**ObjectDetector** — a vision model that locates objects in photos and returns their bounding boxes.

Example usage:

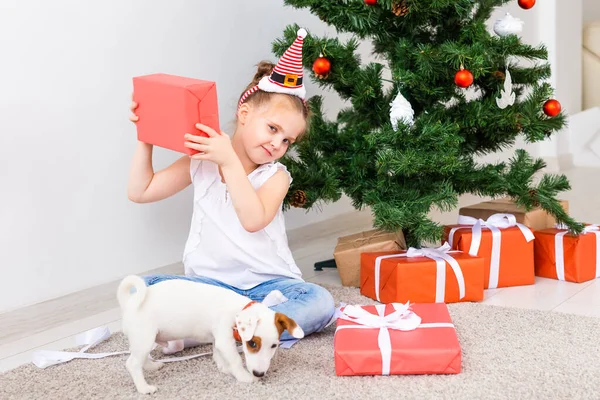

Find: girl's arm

[127,96,192,203]
[127,143,192,203]
[221,158,290,232]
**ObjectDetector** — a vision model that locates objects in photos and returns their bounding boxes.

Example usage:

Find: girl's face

[237,95,306,165]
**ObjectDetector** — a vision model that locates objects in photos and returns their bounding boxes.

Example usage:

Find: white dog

[117,275,304,394]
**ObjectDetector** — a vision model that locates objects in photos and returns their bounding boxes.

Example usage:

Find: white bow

[406,241,451,258]
[337,302,422,331]
[448,213,534,288]
[456,213,534,246]
[373,242,465,303]
[553,224,600,280]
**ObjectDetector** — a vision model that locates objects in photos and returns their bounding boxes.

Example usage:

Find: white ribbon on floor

[554,224,600,281]
[32,327,129,369]
[373,243,465,302]
[447,213,535,289]
[334,303,454,375]
[31,327,241,369]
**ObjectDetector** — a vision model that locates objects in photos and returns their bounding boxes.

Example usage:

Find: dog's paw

[216,362,229,374]
[144,361,164,372]
[213,355,229,374]
[233,370,256,383]
[137,384,157,395]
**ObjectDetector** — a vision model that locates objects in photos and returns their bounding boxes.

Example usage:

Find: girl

[127,29,335,351]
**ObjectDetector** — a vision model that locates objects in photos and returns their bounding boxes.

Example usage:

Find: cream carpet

[2,285,600,400]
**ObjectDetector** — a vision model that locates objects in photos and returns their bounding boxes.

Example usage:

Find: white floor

[1,166,599,374]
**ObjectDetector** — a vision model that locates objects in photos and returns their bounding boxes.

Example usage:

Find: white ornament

[493,13,524,37]
[496,68,516,109]
[297,28,308,39]
[390,90,414,130]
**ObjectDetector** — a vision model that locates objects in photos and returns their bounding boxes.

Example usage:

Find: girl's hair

[238,60,311,139]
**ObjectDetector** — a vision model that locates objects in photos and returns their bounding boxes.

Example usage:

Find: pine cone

[528,189,540,207]
[392,0,409,16]
[493,70,506,80]
[290,190,308,208]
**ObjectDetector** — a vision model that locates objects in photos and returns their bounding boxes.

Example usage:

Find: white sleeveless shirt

[182,159,303,289]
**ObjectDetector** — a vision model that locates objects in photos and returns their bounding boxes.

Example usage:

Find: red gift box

[534,224,600,283]
[444,213,535,289]
[132,73,220,155]
[360,246,484,304]
[334,302,461,376]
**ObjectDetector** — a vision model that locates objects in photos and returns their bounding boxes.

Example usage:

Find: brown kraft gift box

[458,198,569,231]
[333,229,406,287]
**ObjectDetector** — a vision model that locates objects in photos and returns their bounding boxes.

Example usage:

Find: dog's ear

[235,311,259,342]
[274,312,304,339]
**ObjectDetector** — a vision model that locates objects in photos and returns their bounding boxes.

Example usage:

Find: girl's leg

[142,274,240,292]
[245,279,336,341]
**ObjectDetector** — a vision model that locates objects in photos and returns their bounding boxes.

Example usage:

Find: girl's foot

[262,289,288,307]
[161,340,185,355]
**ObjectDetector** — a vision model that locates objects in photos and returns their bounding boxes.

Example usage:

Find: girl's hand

[185,123,238,167]
[129,93,139,123]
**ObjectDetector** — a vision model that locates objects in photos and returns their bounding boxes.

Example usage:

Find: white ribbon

[32,327,129,369]
[447,213,535,289]
[554,224,600,281]
[32,327,240,369]
[373,242,465,303]
[334,303,454,375]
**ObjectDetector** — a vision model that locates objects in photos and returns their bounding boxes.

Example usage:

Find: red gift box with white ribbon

[334,302,461,376]
[534,224,600,283]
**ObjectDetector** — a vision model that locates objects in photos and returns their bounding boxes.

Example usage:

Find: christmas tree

[275,0,583,247]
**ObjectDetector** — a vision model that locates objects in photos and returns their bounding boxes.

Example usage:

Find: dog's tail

[117,275,148,311]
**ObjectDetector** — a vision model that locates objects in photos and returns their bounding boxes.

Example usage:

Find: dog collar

[233,301,257,342]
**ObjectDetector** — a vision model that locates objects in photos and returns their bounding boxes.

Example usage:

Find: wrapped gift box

[459,198,569,231]
[132,73,220,155]
[333,229,406,287]
[443,214,535,289]
[534,225,600,283]
[360,247,484,304]
[334,302,461,376]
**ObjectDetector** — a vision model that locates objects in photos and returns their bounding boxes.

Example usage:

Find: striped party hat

[239,28,307,108]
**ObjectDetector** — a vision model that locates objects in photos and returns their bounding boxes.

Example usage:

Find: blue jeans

[142,274,336,341]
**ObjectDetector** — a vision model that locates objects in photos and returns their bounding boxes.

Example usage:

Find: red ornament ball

[454,69,474,88]
[364,0,377,5]
[518,0,536,9]
[312,56,331,76]
[543,99,561,117]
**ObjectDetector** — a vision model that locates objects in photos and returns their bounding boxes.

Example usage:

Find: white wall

[482,1,582,165]
[583,0,600,23]
[535,1,582,161]
[0,0,582,312]
[0,0,355,313]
